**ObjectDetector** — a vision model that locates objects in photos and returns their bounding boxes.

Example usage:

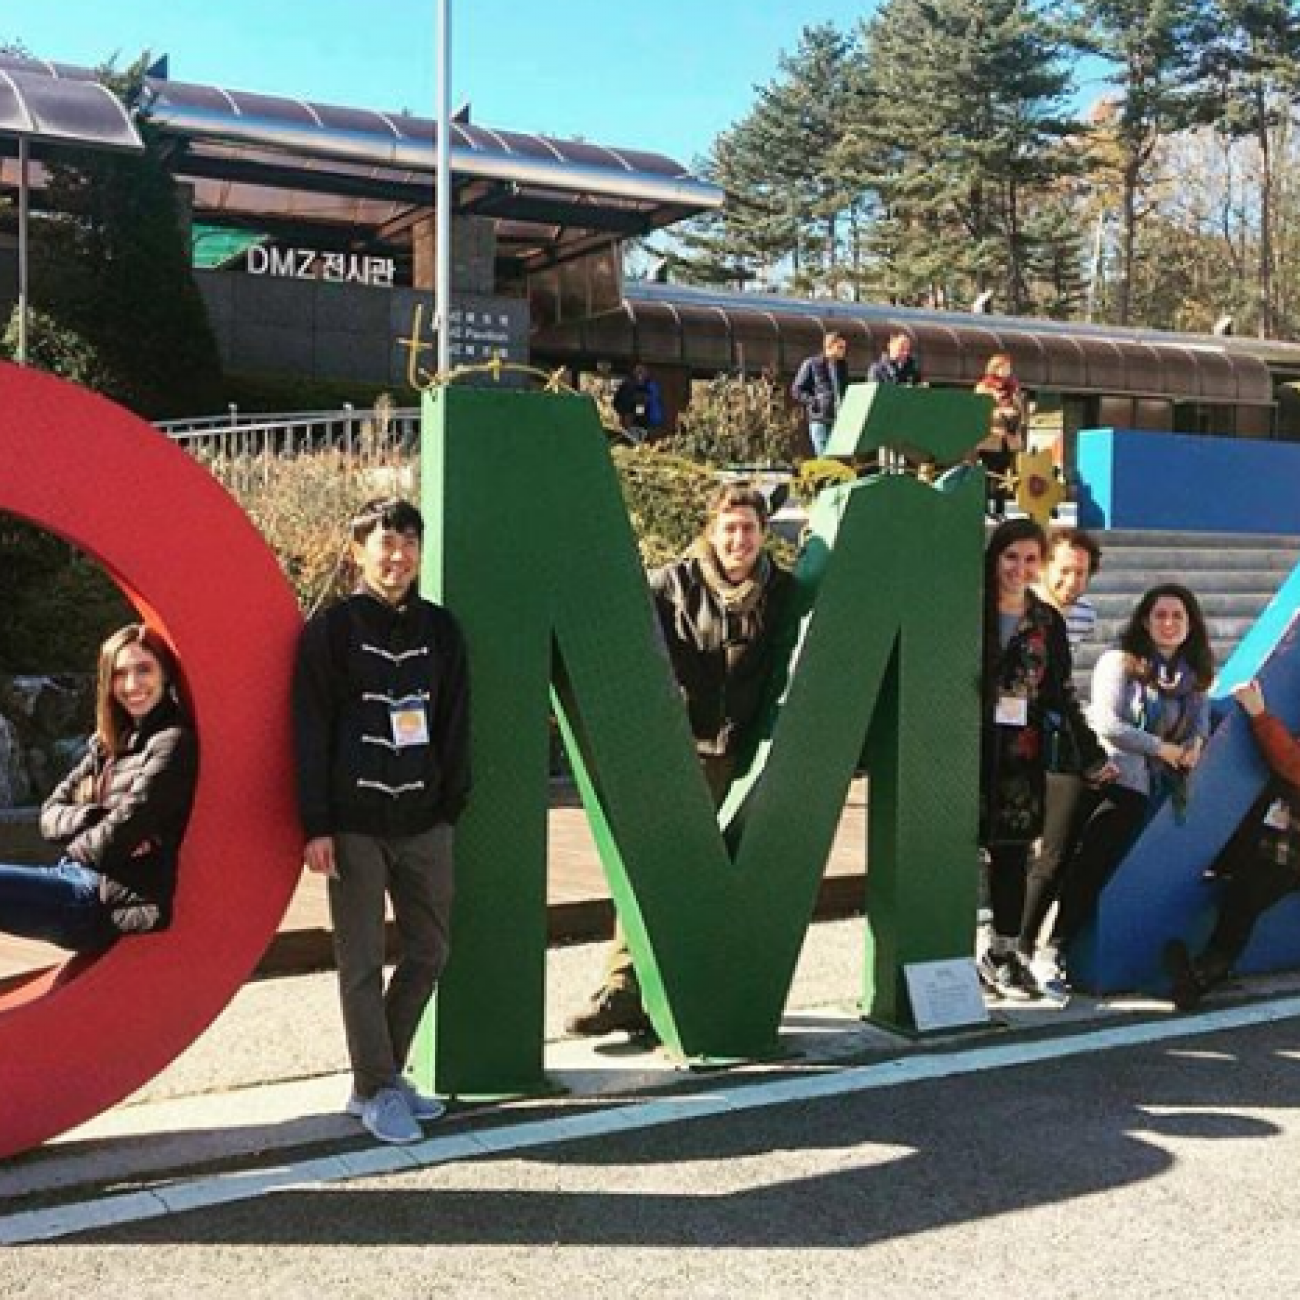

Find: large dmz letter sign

[417,384,990,1094]
[0,365,990,1153]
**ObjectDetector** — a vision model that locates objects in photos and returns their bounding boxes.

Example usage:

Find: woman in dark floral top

[978,519,1112,1001]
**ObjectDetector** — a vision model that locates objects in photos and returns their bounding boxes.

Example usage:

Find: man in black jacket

[867,331,922,386]
[791,331,850,457]
[565,483,791,1038]
[294,497,470,1145]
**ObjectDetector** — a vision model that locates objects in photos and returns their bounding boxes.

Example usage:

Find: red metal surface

[0,364,303,1158]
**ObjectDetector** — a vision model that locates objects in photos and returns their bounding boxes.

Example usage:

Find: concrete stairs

[1074,529,1300,687]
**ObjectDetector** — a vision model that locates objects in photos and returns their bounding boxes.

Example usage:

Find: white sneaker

[1031,955,1072,1007]
[356,1086,421,1144]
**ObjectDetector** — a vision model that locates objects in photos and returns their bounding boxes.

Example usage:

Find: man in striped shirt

[1021,527,1103,1003]
[1038,528,1102,651]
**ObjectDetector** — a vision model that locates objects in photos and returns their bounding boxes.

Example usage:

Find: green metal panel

[415,384,984,1095]
[828,381,991,462]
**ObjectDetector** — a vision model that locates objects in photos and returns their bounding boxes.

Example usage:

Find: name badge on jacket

[995,695,1029,728]
[391,704,430,748]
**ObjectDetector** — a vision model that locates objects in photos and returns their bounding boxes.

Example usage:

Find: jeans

[1052,785,1150,945]
[1202,854,1300,973]
[986,842,1031,939]
[603,753,733,993]
[0,858,115,951]
[1019,772,1093,955]
[809,421,832,458]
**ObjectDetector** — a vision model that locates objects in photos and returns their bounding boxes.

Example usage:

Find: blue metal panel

[1076,429,1300,534]
[1073,566,1300,992]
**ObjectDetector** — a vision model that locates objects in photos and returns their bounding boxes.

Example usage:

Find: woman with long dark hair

[0,624,198,950]
[979,519,1111,1000]
[1042,584,1213,980]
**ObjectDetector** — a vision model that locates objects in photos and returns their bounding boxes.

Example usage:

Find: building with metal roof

[4,50,1300,455]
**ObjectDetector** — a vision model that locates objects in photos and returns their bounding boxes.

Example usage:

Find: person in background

[973,353,1027,519]
[565,483,791,1038]
[978,519,1112,1001]
[791,332,851,458]
[0,624,197,952]
[1165,679,1300,1010]
[613,362,665,441]
[867,331,922,386]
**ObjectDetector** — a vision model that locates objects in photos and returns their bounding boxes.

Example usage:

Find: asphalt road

[6,1014,1300,1299]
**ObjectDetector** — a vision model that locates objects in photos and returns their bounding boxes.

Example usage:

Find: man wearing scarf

[565,483,792,1039]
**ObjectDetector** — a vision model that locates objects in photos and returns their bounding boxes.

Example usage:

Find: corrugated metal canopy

[0,54,720,254]
[0,67,142,153]
[534,284,1278,406]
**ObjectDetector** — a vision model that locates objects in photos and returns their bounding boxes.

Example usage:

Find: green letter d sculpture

[419,383,987,1096]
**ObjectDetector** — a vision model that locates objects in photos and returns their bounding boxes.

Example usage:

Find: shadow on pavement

[54,1018,1299,1248]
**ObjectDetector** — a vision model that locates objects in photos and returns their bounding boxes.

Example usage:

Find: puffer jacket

[40,698,198,934]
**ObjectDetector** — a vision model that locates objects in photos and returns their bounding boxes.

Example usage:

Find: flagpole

[435,0,453,377]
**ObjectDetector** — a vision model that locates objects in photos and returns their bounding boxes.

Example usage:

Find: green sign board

[416,384,988,1096]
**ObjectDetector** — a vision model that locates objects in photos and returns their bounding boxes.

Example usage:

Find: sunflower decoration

[1012,449,1067,526]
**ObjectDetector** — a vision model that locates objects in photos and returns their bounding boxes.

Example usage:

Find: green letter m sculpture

[418,384,988,1096]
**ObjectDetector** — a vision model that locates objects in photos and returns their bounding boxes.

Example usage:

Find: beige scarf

[688,537,772,615]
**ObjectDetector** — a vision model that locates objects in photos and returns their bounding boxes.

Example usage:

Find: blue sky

[2,0,872,166]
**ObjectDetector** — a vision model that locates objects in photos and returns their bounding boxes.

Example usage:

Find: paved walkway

[0,781,869,985]
[5,912,1299,1247]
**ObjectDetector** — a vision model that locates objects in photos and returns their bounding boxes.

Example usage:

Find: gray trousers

[603,753,732,992]
[329,825,455,1097]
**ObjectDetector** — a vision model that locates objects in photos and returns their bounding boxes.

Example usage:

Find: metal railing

[157,404,422,460]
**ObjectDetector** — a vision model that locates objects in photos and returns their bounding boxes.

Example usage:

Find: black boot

[564,985,652,1038]
[1163,940,1206,1011]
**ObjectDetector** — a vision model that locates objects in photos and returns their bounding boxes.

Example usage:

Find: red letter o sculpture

[0,364,303,1158]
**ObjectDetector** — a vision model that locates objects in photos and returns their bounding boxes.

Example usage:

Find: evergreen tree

[1068,0,1215,324]
[25,55,223,416]
[849,0,1080,313]
[1022,196,1090,317]
[673,24,862,294]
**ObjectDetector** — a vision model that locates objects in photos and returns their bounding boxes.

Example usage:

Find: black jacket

[791,354,850,424]
[294,589,471,840]
[651,556,792,757]
[40,699,198,934]
[979,592,1105,845]
[867,353,922,386]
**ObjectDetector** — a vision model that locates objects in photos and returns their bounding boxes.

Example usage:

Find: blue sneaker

[396,1076,447,1122]
[347,1079,446,1124]
[355,1086,421,1144]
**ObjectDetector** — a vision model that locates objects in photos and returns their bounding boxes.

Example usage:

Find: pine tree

[673,24,862,294]
[849,0,1080,312]
[1068,0,1215,324]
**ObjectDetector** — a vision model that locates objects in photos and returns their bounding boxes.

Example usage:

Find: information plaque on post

[903,958,990,1034]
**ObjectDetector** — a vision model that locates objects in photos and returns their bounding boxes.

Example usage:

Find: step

[1096,550,1300,574]
[1089,570,1284,595]
[1097,529,1300,550]
[1087,592,1278,619]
